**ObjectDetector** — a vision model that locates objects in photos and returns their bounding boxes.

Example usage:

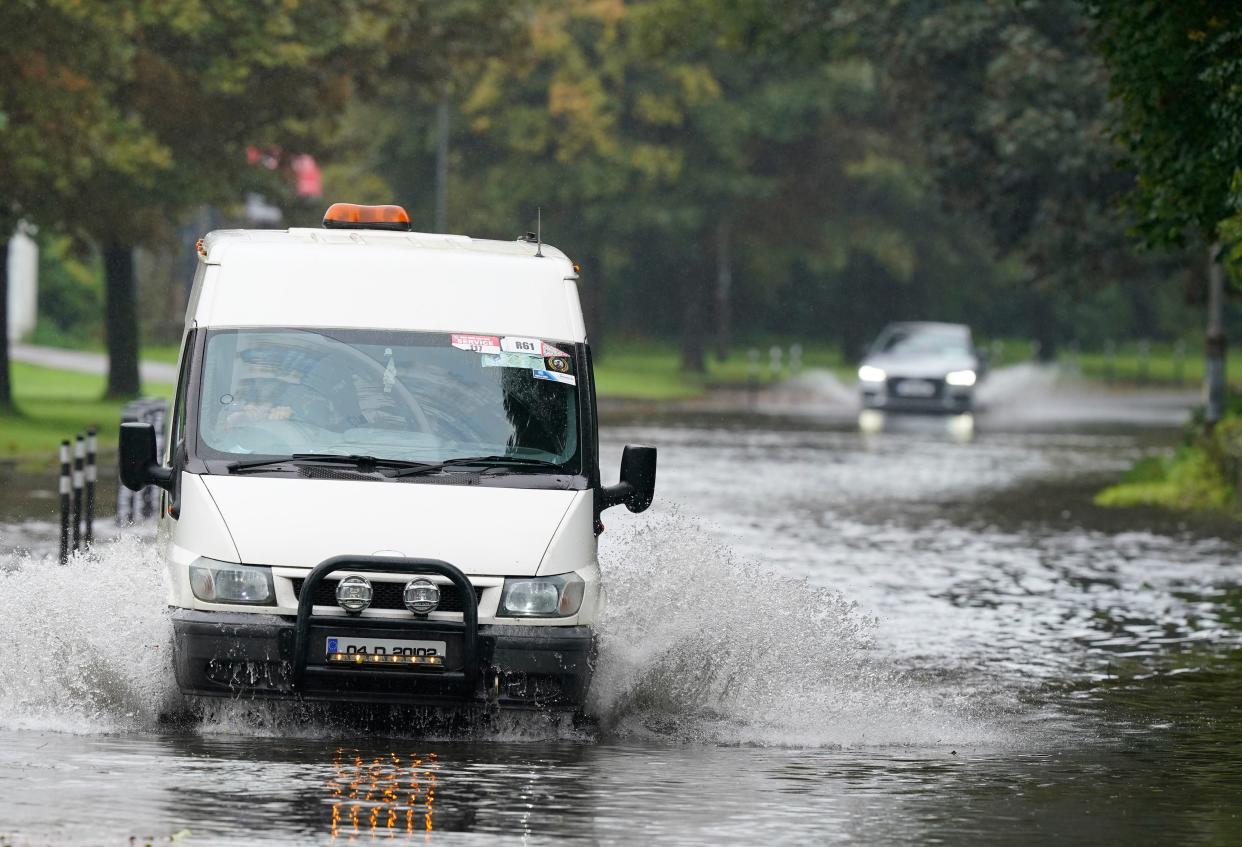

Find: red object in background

[292,154,322,198]
[245,146,321,197]
[246,145,281,170]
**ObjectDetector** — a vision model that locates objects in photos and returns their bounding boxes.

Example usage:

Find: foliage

[0,0,528,397]
[32,232,103,341]
[1096,447,1233,511]
[1085,1,1242,247]
[1096,414,1242,512]
[3,0,1232,388]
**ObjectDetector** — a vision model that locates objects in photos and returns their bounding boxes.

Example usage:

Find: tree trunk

[714,219,732,363]
[680,257,708,374]
[579,252,603,358]
[434,97,450,233]
[104,244,141,399]
[0,234,12,413]
[1205,241,1226,431]
[1031,291,1058,362]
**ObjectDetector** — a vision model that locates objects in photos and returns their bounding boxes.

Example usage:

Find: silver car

[858,322,984,414]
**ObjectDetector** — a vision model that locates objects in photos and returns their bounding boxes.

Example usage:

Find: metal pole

[58,441,70,564]
[747,348,759,408]
[85,428,97,545]
[1205,242,1226,430]
[71,434,84,551]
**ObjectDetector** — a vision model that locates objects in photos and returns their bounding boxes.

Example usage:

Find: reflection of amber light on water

[426,752,438,839]
[325,749,439,840]
[330,747,344,839]
[350,753,363,835]
[408,757,422,836]
[367,755,382,831]
[425,758,437,837]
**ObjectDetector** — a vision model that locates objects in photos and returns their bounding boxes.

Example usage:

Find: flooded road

[2,371,1241,844]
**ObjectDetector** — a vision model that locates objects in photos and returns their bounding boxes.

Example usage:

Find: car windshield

[196,328,580,470]
[874,326,970,357]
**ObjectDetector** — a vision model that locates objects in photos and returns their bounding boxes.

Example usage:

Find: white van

[119,203,656,713]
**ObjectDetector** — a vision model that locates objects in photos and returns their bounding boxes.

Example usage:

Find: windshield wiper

[227,453,440,474]
[390,455,566,478]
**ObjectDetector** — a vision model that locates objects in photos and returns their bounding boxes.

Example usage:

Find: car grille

[886,376,945,399]
[291,578,481,613]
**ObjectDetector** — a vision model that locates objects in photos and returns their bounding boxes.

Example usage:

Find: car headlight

[498,573,585,618]
[945,369,977,387]
[858,365,886,383]
[189,558,274,605]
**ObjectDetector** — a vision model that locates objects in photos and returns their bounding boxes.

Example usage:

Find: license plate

[325,636,446,667]
[894,379,936,397]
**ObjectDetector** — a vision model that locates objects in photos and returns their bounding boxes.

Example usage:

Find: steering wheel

[302,347,434,434]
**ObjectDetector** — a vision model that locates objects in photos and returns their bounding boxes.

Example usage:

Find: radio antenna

[536,207,544,257]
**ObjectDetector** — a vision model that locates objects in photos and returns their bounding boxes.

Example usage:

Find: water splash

[592,509,1012,747]
[0,534,180,733]
[0,520,1007,747]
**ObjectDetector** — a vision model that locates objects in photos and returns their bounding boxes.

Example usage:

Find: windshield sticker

[451,333,501,353]
[545,356,571,373]
[532,368,577,386]
[481,352,545,369]
[501,336,543,355]
[382,347,396,393]
[541,343,570,357]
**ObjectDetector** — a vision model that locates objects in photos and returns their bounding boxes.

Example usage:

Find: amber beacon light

[322,203,412,231]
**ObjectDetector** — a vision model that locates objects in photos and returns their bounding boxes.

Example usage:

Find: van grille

[291,578,481,613]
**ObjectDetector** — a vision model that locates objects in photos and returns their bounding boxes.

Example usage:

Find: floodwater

[2,367,1241,845]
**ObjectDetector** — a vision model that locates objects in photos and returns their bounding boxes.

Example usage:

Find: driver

[214,347,363,435]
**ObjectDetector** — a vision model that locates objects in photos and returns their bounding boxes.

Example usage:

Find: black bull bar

[292,555,479,694]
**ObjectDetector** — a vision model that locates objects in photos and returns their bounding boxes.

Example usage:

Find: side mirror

[601,445,657,513]
[119,422,174,492]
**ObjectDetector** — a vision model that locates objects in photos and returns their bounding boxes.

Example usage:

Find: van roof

[192,228,586,342]
[201,227,573,263]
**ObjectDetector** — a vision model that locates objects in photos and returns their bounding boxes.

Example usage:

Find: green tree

[0,0,136,411]
[443,0,985,370]
[1085,1,1242,247]
[1085,1,1242,424]
[3,0,526,402]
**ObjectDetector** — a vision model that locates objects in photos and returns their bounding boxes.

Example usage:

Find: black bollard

[85,428,97,545]
[58,440,71,564]
[72,434,85,551]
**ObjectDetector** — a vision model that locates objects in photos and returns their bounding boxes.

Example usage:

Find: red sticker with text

[451,334,501,354]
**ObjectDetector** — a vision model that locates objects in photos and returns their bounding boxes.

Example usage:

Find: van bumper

[171,609,595,710]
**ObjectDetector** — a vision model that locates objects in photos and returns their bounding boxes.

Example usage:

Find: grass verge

[1,363,173,463]
[1096,415,1242,513]
[593,341,851,400]
[1066,342,1242,388]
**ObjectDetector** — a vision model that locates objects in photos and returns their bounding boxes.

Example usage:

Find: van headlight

[189,558,275,605]
[498,573,585,618]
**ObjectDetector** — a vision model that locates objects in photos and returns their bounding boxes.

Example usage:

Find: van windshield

[196,328,580,471]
